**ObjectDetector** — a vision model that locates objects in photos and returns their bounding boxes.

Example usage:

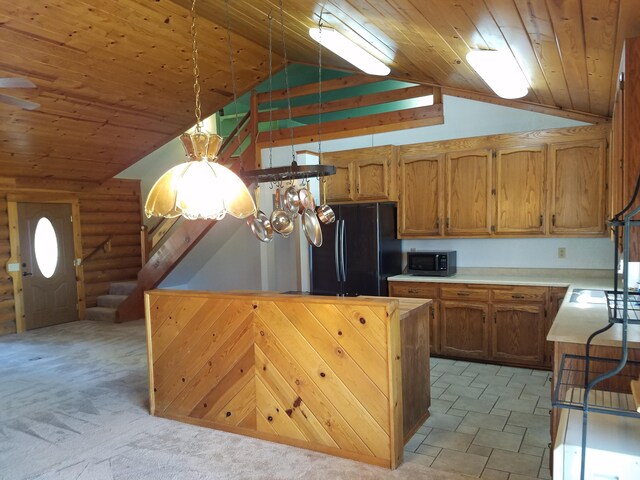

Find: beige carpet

[0,320,466,480]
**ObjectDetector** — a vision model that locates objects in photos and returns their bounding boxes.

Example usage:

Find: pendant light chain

[190,0,202,132]
[278,0,296,164]
[317,9,324,159]
[225,0,242,156]
[268,11,274,170]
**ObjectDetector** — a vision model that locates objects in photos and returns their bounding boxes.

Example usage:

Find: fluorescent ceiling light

[466,50,529,99]
[309,27,390,76]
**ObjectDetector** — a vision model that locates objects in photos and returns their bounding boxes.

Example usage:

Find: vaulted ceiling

[2,0,640,186]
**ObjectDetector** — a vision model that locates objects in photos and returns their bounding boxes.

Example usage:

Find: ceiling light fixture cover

[466,49,529,99]
[309,27,390,76]
[144,131,255,220]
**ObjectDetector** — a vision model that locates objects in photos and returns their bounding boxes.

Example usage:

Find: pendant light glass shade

[144,131,256,220]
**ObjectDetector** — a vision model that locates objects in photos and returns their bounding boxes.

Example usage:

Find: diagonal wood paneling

[146,291,403,469]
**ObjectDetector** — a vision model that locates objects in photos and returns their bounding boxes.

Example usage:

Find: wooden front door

[18,202,78,330]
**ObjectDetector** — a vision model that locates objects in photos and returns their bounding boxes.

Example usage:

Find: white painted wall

[402,237,613,270]
[118,94,612,295]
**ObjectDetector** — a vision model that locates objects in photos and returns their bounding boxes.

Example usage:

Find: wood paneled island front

[144,291,431,469]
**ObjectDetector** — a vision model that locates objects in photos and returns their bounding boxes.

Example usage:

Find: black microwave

[407,251,457,277]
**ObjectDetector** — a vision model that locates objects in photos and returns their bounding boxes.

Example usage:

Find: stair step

[97,294,128,308]
[85,306,117,322]
[109,281,138,295]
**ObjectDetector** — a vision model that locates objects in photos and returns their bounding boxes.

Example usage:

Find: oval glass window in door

[34,217,59,278]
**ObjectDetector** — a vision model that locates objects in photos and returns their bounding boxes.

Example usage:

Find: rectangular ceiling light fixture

[466,49,529,99]
[309,27,390,76]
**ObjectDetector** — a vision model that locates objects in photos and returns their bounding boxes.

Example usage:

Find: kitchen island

[144,290,431,469]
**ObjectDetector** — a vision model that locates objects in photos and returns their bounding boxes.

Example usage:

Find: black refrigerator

[310,202,402,297]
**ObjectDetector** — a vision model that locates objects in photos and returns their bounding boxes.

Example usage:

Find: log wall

[0,178,142,335]
[146,291,404,469]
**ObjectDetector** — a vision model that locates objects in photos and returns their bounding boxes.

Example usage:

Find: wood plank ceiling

[1,0,640,185]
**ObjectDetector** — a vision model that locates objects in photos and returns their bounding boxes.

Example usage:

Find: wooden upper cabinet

[549,139,606,235]
[324,163,352,202]
[494,146,546,235]
[445,149,492,236]
[321,146,396,204]
[398,154,443,237]
[353,157,391,201]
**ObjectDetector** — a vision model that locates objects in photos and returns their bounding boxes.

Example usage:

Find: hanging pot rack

[241,162,335,185]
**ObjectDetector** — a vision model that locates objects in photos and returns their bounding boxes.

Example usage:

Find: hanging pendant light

[144,0,255,220]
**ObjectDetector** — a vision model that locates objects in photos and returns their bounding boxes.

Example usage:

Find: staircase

[85,281,137,322]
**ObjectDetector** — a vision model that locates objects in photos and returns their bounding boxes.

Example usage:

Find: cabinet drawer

[389,282,438,298]
[492,286,547,303]
[440,285,490,301]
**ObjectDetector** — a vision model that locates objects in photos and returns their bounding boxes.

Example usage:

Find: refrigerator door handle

[334,220,341,282]
[338,220,345,282]
[341,220,347,282]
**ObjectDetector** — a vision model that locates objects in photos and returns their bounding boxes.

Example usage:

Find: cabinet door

[398,155,443,237]
[322,163,352,203]
[495,146,546,235]
[492,303,546,365]
[445,149,492,236]
[549,140,606,235]
[440,301,489,359]
[354,158,390,201]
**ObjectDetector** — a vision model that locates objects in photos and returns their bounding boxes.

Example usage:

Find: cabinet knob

[552,214,556,226]
[435,218,440,229]
[539,215,544,227]
[512,294,525,299]
[457,291,470,297]
[408,288,419,294]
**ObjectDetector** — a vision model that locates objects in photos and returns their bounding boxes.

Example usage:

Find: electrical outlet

[558,247,566,259]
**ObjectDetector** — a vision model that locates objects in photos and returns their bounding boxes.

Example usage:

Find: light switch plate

[7,263,20,272]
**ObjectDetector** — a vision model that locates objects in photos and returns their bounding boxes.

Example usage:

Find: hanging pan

[302,209,322,247]
[247,186,273,243]
[270,188,294,237]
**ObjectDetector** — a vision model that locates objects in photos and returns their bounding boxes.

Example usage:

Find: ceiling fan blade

[0,77,36,88]
[0,93,40,110]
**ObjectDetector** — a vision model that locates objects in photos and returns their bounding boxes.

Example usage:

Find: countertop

[389,268,640,348]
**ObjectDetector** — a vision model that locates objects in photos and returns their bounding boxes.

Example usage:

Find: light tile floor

[405,357,552,479]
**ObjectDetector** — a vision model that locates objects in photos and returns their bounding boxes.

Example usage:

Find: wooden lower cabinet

[492,303,546,365]
[440,301,489,359]
[389,281,560,368]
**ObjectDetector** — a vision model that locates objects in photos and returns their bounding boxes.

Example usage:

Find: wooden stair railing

[140,217,180,264]
[116,218,218,321]
[82,236,111,264]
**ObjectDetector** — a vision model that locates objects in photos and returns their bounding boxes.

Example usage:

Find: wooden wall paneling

[623,36,640,260]
[146,292,406,468]
[77,179,142,309]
